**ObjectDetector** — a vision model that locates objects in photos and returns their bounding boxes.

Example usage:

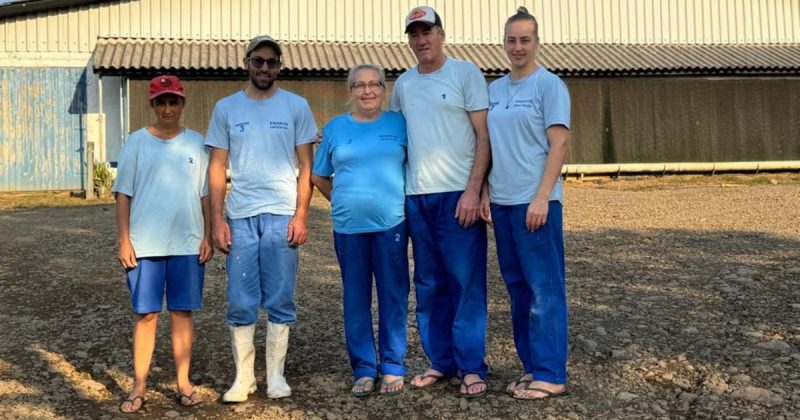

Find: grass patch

[0,192,115,210]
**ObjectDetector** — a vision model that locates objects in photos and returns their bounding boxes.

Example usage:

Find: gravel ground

[0,176,798,419]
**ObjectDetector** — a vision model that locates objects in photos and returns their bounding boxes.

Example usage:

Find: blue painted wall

[0,67,86,191]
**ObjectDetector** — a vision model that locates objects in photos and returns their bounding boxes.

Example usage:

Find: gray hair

[347,64,386,90]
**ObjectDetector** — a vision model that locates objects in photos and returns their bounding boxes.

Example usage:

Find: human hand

[455,189,481,228]
[199,236,214,263]
[287,216,308,246]
[526,197,549,231]
[213,218,232,254]
[479,191,492,225]
[118,239,138,269]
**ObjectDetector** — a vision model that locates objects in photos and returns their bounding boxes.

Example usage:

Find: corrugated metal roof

[92,37,800,77]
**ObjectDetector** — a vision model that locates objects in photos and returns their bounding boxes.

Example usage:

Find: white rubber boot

[222,325,257,403]
[265,322,291,398]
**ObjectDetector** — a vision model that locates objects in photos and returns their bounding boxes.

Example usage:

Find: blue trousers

[226,213,298,326]
[491,201,568,384]
[406,191,488,379]
[334,221,410,379]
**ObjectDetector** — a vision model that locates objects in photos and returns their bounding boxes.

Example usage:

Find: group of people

[113,6,570,413]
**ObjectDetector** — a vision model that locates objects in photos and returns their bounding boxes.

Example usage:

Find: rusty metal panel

[129,78,376,139]
[563,78,604,164]
[91,37,800,78]
[606,77,800,163]
[0,67,85,191]
[127,76,800,165]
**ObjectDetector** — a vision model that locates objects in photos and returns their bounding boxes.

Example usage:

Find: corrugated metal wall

[128,78,389,150]
[0,68,85,191]
[2,0,799,62]
[128,77,800,165]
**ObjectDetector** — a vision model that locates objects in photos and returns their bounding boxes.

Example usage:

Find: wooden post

[86,141,96,200]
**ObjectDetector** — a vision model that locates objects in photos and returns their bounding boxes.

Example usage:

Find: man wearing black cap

[205,35,317,402]
[390,6,491,398]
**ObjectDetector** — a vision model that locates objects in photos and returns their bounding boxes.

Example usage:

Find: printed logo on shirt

[234,122,249,132]
[188,157,195,164]
[379,134,398,142]
[488,101,499,111]
[441,93,446,100]
[270,121,289,130]
[512,99,533,109]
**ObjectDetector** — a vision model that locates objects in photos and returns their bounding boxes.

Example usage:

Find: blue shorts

[125,255,205,314]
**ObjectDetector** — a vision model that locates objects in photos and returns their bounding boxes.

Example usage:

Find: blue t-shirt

[487,67,570,205]
[312,111,407,234]
[389,57,489,195]
[204,89,318,219]
[112,127,209,258]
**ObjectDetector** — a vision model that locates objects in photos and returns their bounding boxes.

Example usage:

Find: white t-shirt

[390,57,489,195]
[204,89,317,219]
[112,128,209,257]
[487,67,571,205]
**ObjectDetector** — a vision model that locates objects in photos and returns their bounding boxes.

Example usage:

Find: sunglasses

[247,56,281,69]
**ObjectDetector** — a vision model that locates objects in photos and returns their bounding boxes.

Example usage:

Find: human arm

[198,196,214,263]
[115,193,137,268]
[455,109,490,228]
[526,125,569,231]
[479,179,492,224]
[288,143,314,246]
[311,175,332,202]
[208,147,232,253]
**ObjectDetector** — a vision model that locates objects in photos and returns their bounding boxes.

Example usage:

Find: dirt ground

[0,175,798,419]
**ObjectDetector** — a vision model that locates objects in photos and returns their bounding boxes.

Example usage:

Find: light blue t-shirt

[487,67,570,205]
[204,89,318,219]
[112,127,209,258]
[313,111,407,234]
[389,57,489,195]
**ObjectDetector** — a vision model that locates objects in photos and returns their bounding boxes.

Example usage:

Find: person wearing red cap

[113,75,212,413]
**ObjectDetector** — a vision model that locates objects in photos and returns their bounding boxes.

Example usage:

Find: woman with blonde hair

[481,7,571,400]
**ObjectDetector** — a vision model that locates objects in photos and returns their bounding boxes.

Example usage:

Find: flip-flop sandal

[513,385,569,401]
[379,376,404,396]
[459,377,487,399]
[352,377,375,398]
[412,371,449,389]
[506,375,533,395]
[176,389,204,407]
[119,395,146,413]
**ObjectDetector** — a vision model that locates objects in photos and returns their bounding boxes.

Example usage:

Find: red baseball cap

[149,75,186,100]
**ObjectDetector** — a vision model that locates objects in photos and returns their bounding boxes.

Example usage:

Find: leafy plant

[93,163,114,197]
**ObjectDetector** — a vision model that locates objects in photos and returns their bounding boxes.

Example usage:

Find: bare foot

[410,369,446,388]
[506,373,533,395]
[379,375,404,394]
[119,393,145,413]
[459,373,487,397]
[513,380,567,400]
[351,376,374,397]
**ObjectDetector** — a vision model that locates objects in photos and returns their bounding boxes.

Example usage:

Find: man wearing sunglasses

[205,35,317,402]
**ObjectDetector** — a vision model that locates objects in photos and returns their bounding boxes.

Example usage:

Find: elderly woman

[311,64,409,397]
[481,7,571,400]
[113,75,213,412]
